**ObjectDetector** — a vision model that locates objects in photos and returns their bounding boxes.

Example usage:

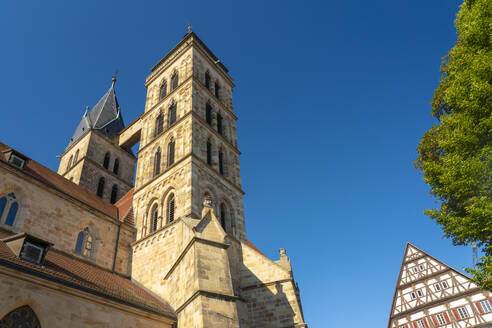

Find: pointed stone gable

[388,243,482,327]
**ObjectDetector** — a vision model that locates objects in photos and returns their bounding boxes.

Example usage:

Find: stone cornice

[133,152,244,196]
[175,289,240,314]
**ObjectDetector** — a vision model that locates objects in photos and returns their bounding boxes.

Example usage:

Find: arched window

[67,155,73,171]
[167,194,175,223]
[220,203,227,231]
[217,113,223,135]
[154,148,161,176]
[74,149,79,164]
[0,305,41,328]
[205,102,212,125]
[159,80,167,100]
[215,81,220,99]
[74,227,94,257]
[219,150,224,175]
[113,158,120,175]
[103,153,110,169]
[205,71,211,89]
[0,197,6,219]
[110,185,118,204]
[0,193,19,227]
[171,72,178,91]
[96,177,105,198]
[155,112,164,136]
[167,138,175,167]
[168,103,177,127]
[206,140,212,166]
[151,204,158,232]
[5,202,18,226]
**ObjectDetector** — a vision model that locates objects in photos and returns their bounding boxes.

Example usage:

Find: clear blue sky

[0,0,470,327]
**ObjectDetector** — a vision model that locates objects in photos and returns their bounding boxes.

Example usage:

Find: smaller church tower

[57,77,136,204]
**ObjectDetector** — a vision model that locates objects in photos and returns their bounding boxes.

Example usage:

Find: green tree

[415,0,492,289]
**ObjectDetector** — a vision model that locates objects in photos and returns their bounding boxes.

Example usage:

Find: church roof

[67,79,125,149]
[0,229,175,319]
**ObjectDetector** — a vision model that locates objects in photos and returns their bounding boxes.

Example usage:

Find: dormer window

[8,153,26,170]
[21,242,45,264]
[1,233,52,265]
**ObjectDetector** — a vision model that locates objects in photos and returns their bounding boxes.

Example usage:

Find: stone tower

[119,30,307,328]
[58,78,136,204]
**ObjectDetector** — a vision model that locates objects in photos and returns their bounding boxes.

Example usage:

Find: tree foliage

[415,0,492,288]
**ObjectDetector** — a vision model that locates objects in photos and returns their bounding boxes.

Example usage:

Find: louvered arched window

[206,140,212,166]
[110,185,118,204]
[154,148,161,176]
[168,103,177,127]
[74,149,79,164]
[151,204,158,232]
[113,158,120,175]
[67,155,73,171]
[205,71,211,90]
[96,178,105,198]
[220,203,227,231]
[215,81,220,99]
[103,153,110,169]
[217,113,223,135]
[171,72,178,91]
[167,194,175,223]
[206,103,212,125]
[219,150,224,175]
[167,138,175,167]
[159,80,167,100]
[155,112,164,136]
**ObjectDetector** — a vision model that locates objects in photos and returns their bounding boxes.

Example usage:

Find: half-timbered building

[388,243,492,328]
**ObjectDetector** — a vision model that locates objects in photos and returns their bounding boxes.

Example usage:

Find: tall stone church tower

[64,30,307,327]
[58,78,136,204]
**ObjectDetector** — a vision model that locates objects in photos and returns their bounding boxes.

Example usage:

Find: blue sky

[0,0,470,326]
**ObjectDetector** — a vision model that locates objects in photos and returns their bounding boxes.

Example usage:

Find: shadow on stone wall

[229,241,302,328]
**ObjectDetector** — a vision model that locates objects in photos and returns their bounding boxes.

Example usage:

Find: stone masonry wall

[0,165,134,275]
[0,271,172,328]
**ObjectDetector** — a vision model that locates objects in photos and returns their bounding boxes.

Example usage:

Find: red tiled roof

[0,230,175,319]
[246,239,265,256]
[0,142,135,225]
[115,188,134,225]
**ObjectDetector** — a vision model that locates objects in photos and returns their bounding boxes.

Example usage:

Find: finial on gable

[188,24,192,33]
[83,106,89,117]
[112,67,119,86]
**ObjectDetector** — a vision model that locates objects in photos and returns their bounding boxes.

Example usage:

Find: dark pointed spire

[66,78,125,149]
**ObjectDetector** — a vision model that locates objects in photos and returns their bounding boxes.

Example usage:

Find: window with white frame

[413,267,419,274]
[480,300,492,313]
[457,307,469,319]
[441,281,449,289]
[416,319,425,328]
[436,313,446,325]
[434,283,441,291]
[419,264,425,271]
[416,290,423,297]
[411,292,417,300]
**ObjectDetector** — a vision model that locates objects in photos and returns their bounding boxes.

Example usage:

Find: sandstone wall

[0,270,172,328]
[0,165,134,276]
